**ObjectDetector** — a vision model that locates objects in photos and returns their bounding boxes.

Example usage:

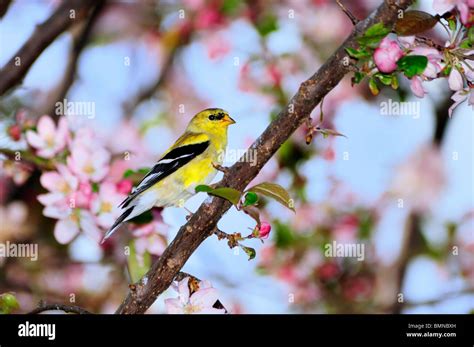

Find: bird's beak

[223,114,236,125]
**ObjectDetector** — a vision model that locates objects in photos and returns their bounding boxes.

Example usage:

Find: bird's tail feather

[101,207,134,243]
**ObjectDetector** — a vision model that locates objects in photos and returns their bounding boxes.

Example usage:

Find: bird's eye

[208,115,216,121]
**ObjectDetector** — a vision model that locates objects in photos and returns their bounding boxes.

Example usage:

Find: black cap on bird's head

[187,108,236,132]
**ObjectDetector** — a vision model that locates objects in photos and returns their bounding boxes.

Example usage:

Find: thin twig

[0,0,97,96]
[336,0,359,25]
[42,0,106,119]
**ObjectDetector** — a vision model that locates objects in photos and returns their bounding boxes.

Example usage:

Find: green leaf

[247,182,295,212]
[357,23,391,48]
[242,205,261,225]
[256,13,278,37]
[274,221,295,248]
[394,10,438,36]
[397,55,428,78]
[127,240,151,283]
[368,78,379,95]
[123,167,150,178]
[195,184,213,193]
[241,245,256,260]
[208,187,241,205]
[448,18,456,32]
[316,128,347,139]
[243,191,259,206]
[345,47,371,59]
[129,210,153,225]
[352,71,365,85]
[91,182,99,193]
[391,75,399,89]
[468,27,474,44]
[460,39,472,49]
[0,293,20,314]
[221,0,241,15]
[375,73,393,86]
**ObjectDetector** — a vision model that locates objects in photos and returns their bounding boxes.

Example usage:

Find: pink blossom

[267,64,282,87]
[116,179,133,194]
[37,165,78,209]
[54,209,102,244]
[183,0,205,10]
[449,87,474,116]
[165,277,225,314]
[0,161,31,185]
[67,143,110,182]
[333,215,358,242]
[91,182,125,229]
[194,7,223,30]
[448,68,464,91]
[254,221,272,239]
[205,33,231,60]
[317,262,340,281]
[26,115,68,158]
[71,181,94,209]
[410,76,427,98]
[374,37,404,73]
[433,0,474,25]
[132,221,167,257]
[7,124,21,141]
[410,46,443,79]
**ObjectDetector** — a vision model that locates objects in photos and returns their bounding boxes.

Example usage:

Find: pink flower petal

[40,172,62,191]
[54,217,79,244]
[164,299,185,314]
[37,147,56,159]
[410,76,426,98]
[26,131,45,148]
[197,307,225,314]
[177,278,190,304]
[448,68,464,91]
[37,115,56,138]
[79,211,102,243]
[190,288,219,308]
[38,192,64,206]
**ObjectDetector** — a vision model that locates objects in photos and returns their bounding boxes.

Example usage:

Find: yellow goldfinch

[102,108,235,242]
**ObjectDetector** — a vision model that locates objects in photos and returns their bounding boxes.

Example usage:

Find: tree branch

[41,0,106,118]
[0,0,12,19]
[28,302,92,315]
[336,0,360,25]
[0,0,97,96]
[122,34,189,118]
[115,0,414,314]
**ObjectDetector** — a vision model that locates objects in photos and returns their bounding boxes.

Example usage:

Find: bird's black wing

[120,140,210,208]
